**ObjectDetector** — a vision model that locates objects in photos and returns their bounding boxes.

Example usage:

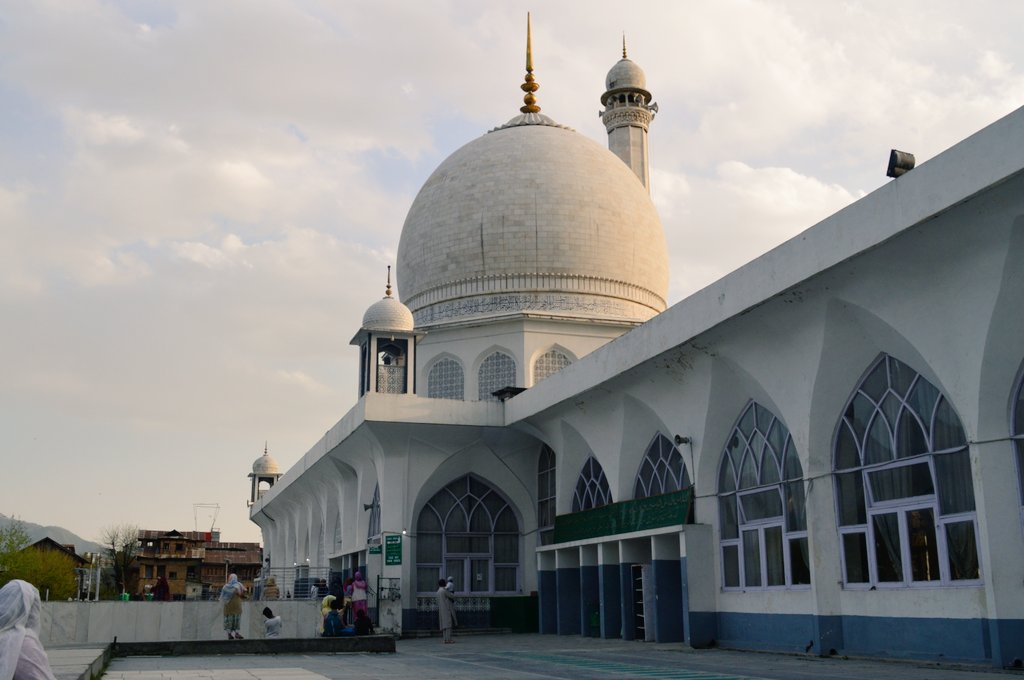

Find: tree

[0,520,77,598]
[100,523,140,595]
[0,520,31,586]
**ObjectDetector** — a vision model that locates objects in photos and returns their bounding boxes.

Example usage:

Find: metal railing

[251,566,333,600]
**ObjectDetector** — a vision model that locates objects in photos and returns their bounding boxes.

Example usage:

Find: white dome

[252,451,280,476]
[362,294,415,333]
[605,58,647,92]
[396,118,668,326]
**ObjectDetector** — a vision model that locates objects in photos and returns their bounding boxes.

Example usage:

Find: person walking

[436,578,457,644]
[220,573,246,639]
[0,580,58,680]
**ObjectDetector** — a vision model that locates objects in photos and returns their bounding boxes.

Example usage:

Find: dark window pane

[446,508,468,533]
[760,448,781,485]
[782,440,803,480]
[861,360,889,402]
[756,404,773,436]
[765,526,785,586]
[1018,442,1024,505]
[888,357,916,398]
[907,378,939,430]
[767,420,786,462]
[417,567,440,592]
[418,509,442,533]
[835,423,860,470]
[790,537,811,585]
[739,405,756,437]
[739,450,758,489]
[846,393,876,445]
[868,462,934,502]
[864,413,894,465]
[739,489,783,521]
[934,450,976,515]
[880,393,902,433]
[895,409,928,459]
[785,481,807,532]
[743,530,761,587]
[719,455,737,493]
[907,508,940,582]
[720,496,738,540]
[932,397,967,450]
[418,533,442,562]
[470,559,490,592]
[843,533,869,583]
[493,535,518,562]
[835,472,866,526]
[945,520,980,580]
[873,513,903,582]
[723,545,739,588]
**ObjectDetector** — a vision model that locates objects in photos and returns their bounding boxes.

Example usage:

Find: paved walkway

[71,634,1022,680]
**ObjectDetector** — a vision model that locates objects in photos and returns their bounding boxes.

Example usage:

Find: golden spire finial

[264,441,268,455]
[520,12,540,114]
[622,33,628,59]
[385,265,393,297]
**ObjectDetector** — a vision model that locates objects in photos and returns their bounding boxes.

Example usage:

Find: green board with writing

[384,534,402,565]
[553,488,692,543]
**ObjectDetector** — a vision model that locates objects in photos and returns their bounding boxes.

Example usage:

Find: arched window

[634,434,690,499]
[427,358,464,400]
[572,456,612,512]
[478,351,516,401]
[415,475,520,594]
[834,354,979,586]
[533,349,572,384]
[719,402,808,589]
[366,483,381,542]
[1012,371,1024,519]
[537,446,556,546]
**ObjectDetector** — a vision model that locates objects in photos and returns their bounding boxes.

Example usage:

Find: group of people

[317,571,373,637]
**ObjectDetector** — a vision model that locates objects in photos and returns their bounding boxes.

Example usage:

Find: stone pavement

[50,634,1024,680]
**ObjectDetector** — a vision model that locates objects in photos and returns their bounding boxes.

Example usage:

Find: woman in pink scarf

[351,571,368,618]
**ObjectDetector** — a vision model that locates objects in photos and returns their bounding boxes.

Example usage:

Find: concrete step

[111,635,395,656]
[401,627,512,639]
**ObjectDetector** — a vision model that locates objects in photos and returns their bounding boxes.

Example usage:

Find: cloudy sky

[2,1,1022,545]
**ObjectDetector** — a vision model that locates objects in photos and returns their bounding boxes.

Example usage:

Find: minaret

[600,36,658,192]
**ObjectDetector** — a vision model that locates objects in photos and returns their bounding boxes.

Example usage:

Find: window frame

[833,355,981,590]
[719,401,809,592]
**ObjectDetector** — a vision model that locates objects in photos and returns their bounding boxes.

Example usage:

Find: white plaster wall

[38,601,321,645]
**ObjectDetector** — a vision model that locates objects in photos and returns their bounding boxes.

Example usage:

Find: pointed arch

[634,433,690,499]
[366,483,381,542]
[537,445,556,545]
[833,354,979,587]
[415,474,521,594]
[533,347,573,384]
[477,350,517,401]
[572,456,612,512]
[718,401,807,590]
[1011,364,1024,518]
[427,354,465,400]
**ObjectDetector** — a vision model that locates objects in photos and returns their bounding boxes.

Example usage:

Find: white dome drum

[396,117,669,327]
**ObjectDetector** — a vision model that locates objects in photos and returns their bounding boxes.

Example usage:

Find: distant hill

[0,513,104,555]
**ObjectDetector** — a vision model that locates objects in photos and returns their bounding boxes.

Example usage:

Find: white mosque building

[248,24,1024,667]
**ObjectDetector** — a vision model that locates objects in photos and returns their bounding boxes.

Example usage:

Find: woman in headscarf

[262,576,280,600]
[219,573,246,639]
[0,580,58,680]
[318,593,336,635]
[351,571,368,619]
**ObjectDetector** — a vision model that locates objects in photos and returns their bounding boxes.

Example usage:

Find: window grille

[572,456,612,512]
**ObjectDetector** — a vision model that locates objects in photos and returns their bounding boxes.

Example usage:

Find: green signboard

[552,488,692,543]
[368,544,382,555]
[384,534,402,565]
